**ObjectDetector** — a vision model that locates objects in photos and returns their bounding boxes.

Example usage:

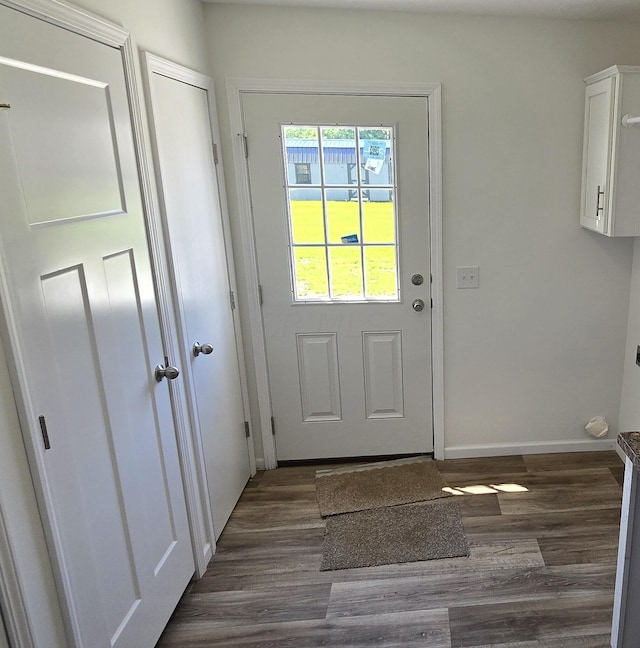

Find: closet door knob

[193,342,214,357]
[155,364,180,382]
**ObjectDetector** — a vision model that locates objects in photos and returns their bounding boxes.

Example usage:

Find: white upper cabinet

[580,66,640,236]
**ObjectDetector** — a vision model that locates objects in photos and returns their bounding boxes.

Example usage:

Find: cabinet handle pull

[596,185,605,220]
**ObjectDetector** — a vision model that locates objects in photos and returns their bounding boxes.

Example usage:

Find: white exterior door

[0,7,193,647]
[144,58,251,538]
[243,93,433,460]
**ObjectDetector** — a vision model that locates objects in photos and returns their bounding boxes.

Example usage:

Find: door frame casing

[0,0,216,644]
[226,78,444,468]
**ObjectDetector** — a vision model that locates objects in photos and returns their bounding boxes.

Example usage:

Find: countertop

[618,432,640,470]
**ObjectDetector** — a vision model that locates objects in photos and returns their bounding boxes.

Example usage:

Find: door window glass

[289,189,324,244]
[282,125,398,302]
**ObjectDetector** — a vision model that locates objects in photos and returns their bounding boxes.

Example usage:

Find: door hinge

[230,290,236,310]
[271,416,276,435]
[0,103,10,110]
[430,298,433,309]
[258,284,263,306]
[242,132,249,159]
[38,415,51,450]
[244,421,251,438]
[212,141,219,165]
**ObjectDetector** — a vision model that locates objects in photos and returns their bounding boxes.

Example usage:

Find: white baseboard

[444,438,617,459]
[258,440,620,465]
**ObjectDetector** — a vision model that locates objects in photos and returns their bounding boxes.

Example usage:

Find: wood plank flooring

[157,451,623,647]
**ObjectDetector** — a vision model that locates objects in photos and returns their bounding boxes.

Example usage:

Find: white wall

[77,0,210,71]
[204,4,640,458]
[0,0,211,645]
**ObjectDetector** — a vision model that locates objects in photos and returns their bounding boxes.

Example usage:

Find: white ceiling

[202,0,640,20]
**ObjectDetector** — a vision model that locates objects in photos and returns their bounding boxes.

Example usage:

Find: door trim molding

[0,0,127,45]
[123,22,216,583]
[226,78,445,467]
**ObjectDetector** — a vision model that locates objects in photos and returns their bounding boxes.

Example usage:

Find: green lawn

[290,200,397,299]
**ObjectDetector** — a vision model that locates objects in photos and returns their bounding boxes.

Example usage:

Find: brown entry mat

[320,499,469,570]
[315,457,450,517]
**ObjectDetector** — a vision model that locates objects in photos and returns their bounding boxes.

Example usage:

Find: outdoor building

[285,138,394,202]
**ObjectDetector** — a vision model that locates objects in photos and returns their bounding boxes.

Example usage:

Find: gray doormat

[320,499,469,570]
[315,457,450,517]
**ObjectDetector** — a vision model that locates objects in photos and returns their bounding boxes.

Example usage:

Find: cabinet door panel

[581,76,614,234]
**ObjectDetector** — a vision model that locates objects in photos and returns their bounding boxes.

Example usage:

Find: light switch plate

[456,265,479,289]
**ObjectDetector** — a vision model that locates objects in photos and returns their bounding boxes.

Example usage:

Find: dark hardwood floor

[157,451,624,647]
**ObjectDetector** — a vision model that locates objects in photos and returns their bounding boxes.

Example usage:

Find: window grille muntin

[281,124,399,303]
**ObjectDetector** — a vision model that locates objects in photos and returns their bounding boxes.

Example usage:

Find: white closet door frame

[0,0,214,644]
[225,78,444,469]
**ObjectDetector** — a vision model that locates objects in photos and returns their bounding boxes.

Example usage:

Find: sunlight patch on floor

[442,483,529,496]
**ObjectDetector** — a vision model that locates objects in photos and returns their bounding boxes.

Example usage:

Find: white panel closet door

[0,7,193,647]
[143,56,251,539]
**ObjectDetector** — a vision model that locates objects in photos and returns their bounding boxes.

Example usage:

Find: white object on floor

[585,416,609,438]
